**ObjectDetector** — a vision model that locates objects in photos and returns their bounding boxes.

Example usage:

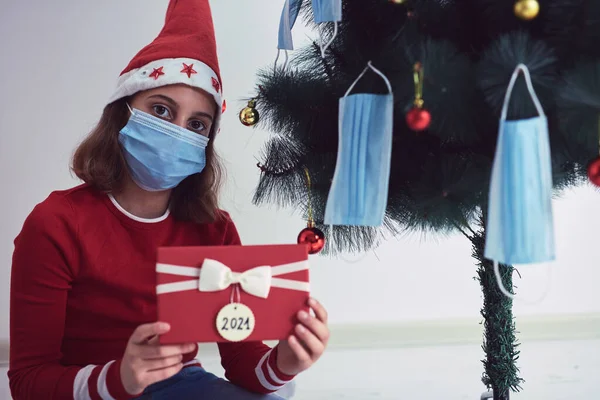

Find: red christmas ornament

[149,67,165,80]
[297,226,325,254]
[587,157,600,187]
[406,62,430,132]
[406,106,431,131]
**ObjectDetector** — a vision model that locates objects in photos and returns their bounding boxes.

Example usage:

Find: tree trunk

[493,388,510,400]
[472,213,523,398]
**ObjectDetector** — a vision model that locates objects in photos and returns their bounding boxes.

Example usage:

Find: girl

[8,1,330,399]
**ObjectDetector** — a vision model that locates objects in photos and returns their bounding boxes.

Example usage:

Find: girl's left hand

[276,297,330,376]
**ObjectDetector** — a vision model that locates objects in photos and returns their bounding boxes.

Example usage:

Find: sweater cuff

[255,345,296,393]
[269,345,296,382]
[106,359,139,400]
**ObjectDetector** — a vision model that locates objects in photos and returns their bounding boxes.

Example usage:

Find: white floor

[1,338,597,400]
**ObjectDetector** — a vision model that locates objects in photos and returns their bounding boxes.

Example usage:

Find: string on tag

[229,284,241,304]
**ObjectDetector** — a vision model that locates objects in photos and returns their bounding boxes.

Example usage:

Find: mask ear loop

[500,63,545,120]
[274,49,290,72]
[126,103,135,116]
[275,0,295,72]
[318,21,338,58]
[492,63,552,304]
[493,261,552,305]
[344,61,392,97]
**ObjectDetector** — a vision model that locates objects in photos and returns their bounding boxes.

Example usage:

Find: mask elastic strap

[126,103,134,116]
[344,61,392,97]
[275,0,297,72]
[500,64,545,121]
[493,261,552,305]
[274,49,290,72]
[318,21,338,58]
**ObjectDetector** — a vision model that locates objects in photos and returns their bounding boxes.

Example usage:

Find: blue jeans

[137,366,286,399]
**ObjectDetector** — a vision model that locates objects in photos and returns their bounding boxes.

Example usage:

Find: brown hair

[71,97,224,223]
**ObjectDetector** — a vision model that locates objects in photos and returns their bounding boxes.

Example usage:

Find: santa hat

[107,0,225,129]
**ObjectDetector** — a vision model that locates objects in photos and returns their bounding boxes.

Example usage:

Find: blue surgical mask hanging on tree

[484,64,555,295]
[119,104,209,192]
[324,61,394,227]
[276,0,303,70]
[276,0,341,68]
[312,0,342,57]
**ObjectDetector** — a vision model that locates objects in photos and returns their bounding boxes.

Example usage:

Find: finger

[146,335,159,346]
[145,362,184,387]
[286,335,312,367]
[297,310,329,343]
[295,324,325,358]
[137,343,196,360]
[308,298,328,324]
[130,322,171,344]
[143,354,183,372]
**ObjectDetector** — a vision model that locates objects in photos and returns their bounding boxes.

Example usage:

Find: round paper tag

[215,303,255,342]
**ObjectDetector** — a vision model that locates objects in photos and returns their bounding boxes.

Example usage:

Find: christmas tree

[240,0,600,398]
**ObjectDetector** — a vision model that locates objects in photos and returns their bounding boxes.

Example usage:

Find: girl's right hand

[120,322,196,395]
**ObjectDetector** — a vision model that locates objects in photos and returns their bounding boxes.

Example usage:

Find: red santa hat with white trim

[107,0,225,130]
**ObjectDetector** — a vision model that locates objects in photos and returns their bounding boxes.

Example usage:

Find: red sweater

[9,184,294,400]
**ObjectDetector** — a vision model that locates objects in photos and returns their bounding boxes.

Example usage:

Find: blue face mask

[276,0,303,69]
[119,105,209,192]
[312,0,342,23]
[484,64,555,266]
[312,0,341,57]
[277,0,341,68]
[324,61,394,227]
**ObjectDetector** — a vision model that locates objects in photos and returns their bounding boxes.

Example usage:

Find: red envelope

[156,243,310,344]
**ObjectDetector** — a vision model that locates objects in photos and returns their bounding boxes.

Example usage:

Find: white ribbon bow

[156,258,310,297]
[199,259,272,298]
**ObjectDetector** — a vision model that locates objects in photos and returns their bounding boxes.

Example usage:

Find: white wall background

[0,0,599,343]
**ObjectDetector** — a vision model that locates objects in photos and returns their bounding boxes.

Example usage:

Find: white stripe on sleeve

[97,360,117,400]
[254,350,284,391]
[73,364,97,400]
[266,351,289,385]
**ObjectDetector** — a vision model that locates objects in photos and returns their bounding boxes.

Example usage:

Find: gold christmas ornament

[239,99,260,126]
[514,0,540,21]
